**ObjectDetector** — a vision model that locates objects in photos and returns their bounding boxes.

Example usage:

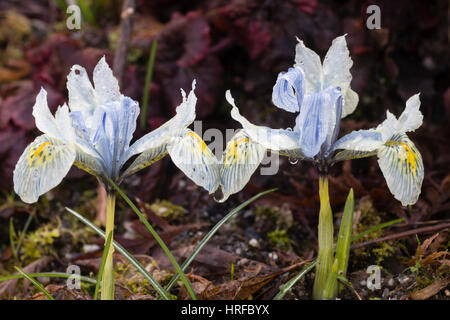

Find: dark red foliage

[154,11,223,119]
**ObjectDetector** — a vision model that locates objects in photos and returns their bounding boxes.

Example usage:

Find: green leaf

[9,218,17,261]
[65,207,171,300]
[0,272,96,284]
[14,266,55,300]
[140,39,158,130]
[351,218,404,243]
[105,177,197,300]
[335,188,354,294]
[94,231,113,300]
[273,261,316,300]
[164,188,277,293]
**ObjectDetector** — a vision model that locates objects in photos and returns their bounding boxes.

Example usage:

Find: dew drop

[213,188,225,203]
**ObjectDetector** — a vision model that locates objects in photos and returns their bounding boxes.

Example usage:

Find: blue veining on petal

[322,87,343,157]
[272,67,304,113]
[295,87,342,158]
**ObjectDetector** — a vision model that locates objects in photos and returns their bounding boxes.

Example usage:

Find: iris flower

[222,35,424,299]
[224,35,424,206]
[13,57,198,299]
[13,57,198,203]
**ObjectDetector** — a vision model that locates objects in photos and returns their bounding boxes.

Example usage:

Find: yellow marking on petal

[187,131,207,151]
[28,142,52,165]
[224,138,250,167]
[385,141,417,171]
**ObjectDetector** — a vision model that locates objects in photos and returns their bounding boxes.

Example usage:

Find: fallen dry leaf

[410,278,450,300]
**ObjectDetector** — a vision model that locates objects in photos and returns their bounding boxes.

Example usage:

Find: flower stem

[313,175,334,300]
[101,191,116,300]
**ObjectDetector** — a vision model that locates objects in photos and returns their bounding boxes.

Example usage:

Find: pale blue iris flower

[14,57,198,203]
[224,35,424,206]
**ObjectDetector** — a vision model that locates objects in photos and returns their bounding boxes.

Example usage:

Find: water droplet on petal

[213,188,225,203]
[288,157,299,165]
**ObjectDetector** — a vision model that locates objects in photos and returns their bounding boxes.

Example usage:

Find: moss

[20,223,60,263]
[254,204,294,229]
[351,196,397,267]
[372,242,396,265]
[267,229,291,251]
[149,200,186,222]
[113,259,173,297]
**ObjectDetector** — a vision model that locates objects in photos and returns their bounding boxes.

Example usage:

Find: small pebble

[83,244,101,253]
[249,238,259,248]
[445,289,450,297]
[268,252,278,261]
[360,280,367,286]
[398,275,410,284]
[387,278,394,287]
[235,248,242,255]
[382,288,390,298]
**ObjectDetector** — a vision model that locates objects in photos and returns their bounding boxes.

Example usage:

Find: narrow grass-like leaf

[105,177,197,300]
[335,188,354,294]
[0,272,96,284]
[15,214,33,258]
[14,266,55,300]
[351,218,404,243]
[140,39,158,130]
[313,176,334,300]
[94,231,113,300]
[77,0,95,25]
[273,261,316,300]
[9,218,17,261]
[164,188,277,293]
[323,258,340,299]
[65,207,170,300]
[54,0,67,12]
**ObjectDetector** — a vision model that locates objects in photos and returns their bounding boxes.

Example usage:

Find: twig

[113,0,135,85]
[351,222,450,250]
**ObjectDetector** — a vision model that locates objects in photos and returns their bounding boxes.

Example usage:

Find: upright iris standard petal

[32,89,74,143]
[294,38,323,93]
[272,67,304,113]
[295,87,342,158]
[378,133,424,206]
[93,56,121,105]
[13,135,76,203]
[66,64,97,117]
[322,35,358,118]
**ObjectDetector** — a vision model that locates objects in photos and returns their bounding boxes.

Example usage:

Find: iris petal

[93,56,121,105]
[13,135,75,203]
[227,90,300,152]
[378,133,424,206]
[124,80,197,162]
[295,87,342,158]
[294,38,322,94]
[272,67,304,113]
[167,128,220,194]
[219,130,266,202]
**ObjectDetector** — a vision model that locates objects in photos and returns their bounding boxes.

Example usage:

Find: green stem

[313,175,334,300]
[105,177,197,299]
[101,191,116,300]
